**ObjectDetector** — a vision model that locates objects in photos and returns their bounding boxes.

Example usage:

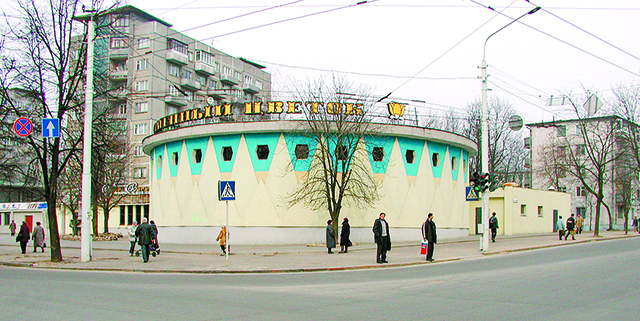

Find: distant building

[527,115,639,230]
[74,5,272,227]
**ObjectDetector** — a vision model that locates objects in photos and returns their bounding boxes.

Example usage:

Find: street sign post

[218,180,236,265]
[42,118,60,138]
[13,117,33,137]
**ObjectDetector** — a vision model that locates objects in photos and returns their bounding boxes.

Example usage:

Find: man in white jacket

[127,221,138,256]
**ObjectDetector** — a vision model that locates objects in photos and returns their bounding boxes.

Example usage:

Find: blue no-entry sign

[42,118,60,138]
[219,181,236,201]
[13,117,33,137]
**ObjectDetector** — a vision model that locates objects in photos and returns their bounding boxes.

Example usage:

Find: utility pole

[479,6,540,251]
[81,9,96,262]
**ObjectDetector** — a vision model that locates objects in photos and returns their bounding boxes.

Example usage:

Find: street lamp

[479,6,540,251]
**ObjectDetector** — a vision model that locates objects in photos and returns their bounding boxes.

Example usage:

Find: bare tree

[283,75,382,240]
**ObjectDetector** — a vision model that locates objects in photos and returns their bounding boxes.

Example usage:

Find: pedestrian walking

[372,212,391,263]
[556,216,565,240]
[9,220,16,236]
[127,221,138,256]
[326,220,336,254]
[31,222,45,253]
[135,218,154,263]
[216,225,229,256]
[16,221,30,254]
[565,214,576,240]
[421,213,437,262]
[633,216,638,233]
[576,215,584,234]
[339,217,352,253]
[489,212,499,242]
[150,220,160,251]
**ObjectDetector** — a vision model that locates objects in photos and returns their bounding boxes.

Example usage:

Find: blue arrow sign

[42,118,60,138]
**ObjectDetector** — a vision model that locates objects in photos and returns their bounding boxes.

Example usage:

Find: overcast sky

[28,0,640,124]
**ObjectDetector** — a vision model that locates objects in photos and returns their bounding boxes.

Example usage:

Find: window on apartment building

[112,60,127,71]
[406,150,415,164]
[136,59,148,71]
[335,145,348,161]
[133,146,144,157]
[256,145,270,160]
[576,144,586,155]
[372,147,384,162]
[576,207,586,219]
[576,186,587,197]
[171,152,179,166]
[193,149,202,164]
[521,204,527,216]
[166,38,188,55]
[112,14,129,27]
[222,66,231,76]
[195,50,215,65]
[431,153,440,167]
[110,37,128,49]
[208,80,218,89]
[244,75,252,84]
[557,167,566,178]
[133,167,148,178]
[234,70,241,79]
[168,85,180,97]
[168,63,180,77]
[295,144,309,160]
[538,206,543,217]
[556,146,566,157]
[222,146,233,161]
[117,103,126,115]
[133,123,147,135]
[135,102,148,113]
[198,75,206,87]
[186,91,194,102]
[137,38,150,49]
[558,186,567,193]
[451,156,458,170]
[134,80,148,91]
[557,125,567,137]
[182,70,193,80]
[188,51,193,62]
[256,80,263,89]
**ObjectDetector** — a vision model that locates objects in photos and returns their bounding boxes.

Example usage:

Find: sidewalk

[0,230,636,273]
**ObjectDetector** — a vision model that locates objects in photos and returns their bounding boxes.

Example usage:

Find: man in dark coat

[339,217,352,253]
[372,212,391,263]
[489,212,499,243]
[565,214,576,241]
[326,220,336,254]
[135,218,155,263]
[16,221,30,254]
[421,213,437,262]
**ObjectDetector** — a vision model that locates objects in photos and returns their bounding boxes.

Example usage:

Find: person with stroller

[135,218,155,263]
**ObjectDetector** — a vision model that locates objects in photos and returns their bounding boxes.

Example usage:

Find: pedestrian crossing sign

[219,181,236,201]
[466,186,479,201]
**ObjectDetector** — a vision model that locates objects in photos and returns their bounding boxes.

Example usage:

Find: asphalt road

[2,237,638,321]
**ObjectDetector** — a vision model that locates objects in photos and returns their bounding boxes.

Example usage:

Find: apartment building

[78,5,272,225]
[527,116,639,230]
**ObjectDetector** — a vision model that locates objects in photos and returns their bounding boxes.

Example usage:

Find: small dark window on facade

[557,125,566,137]
[336,145,348,161]
[432,153,440,167]
[222,146,233,161]
[256,145,270,160]
[405,150,415,164]
[451,157,458,169]
[171,152,179,166]
[193,149,202,164]
[372,147,384,162]
[295,144,309,160]
[157,156,162,169]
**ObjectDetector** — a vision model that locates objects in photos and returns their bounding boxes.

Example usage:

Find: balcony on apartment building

[166,50,188,66]
[180,78,200,91]
[194,62,216,76]
[164,94,188,106]
[242,83,261,94]
[108,89,129,101]
[220,74,239,86]
[109,48,129,60]
[207,89,227,100]
[108,69,128,81]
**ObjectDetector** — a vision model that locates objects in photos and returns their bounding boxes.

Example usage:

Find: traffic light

[470,172,481,192]
[480,173,491,192]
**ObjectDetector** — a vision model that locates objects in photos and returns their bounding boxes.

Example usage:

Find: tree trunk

[92,206,99,236]
[103,207,110,234]
[594,197,601,237]
[46,200,63,262]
